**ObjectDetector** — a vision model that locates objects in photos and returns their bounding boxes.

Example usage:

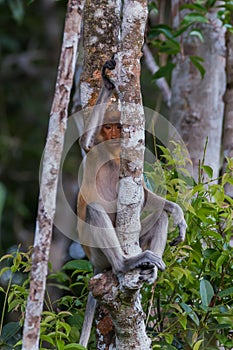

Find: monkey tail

[79,292,97,348]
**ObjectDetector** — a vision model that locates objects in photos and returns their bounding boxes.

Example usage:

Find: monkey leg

[140,211,168,256]
[79,202,165,275]
[144,188,187,245]
[79,202,125,274]
[139,211,168,283]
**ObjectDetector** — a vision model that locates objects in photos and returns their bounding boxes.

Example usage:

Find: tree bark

[114,0,150,348]
[222,23,233,197]
[79,1,121,348]
[22,1,84,349]
[79,0,151,349]
[170,1,226,181]
[80,0,121,110]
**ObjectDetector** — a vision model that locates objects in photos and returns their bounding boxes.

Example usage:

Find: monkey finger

[169,235,183,246]
[139,267,158,284]
[139,261,156,270]
[154,258,166,271]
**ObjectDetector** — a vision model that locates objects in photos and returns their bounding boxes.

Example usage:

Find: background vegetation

[0,1,232,349]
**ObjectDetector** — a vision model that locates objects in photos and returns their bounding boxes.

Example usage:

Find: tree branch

[142,44,171,107]
[22,1,85,349]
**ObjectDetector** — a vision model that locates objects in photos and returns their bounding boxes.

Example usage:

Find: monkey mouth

[107,139,121,145]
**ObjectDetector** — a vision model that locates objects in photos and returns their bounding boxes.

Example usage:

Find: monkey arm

[80,58,116,152]
[143,186,187,246]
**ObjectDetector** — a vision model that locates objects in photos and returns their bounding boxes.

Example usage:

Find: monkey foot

[139,267,158,285]
[142,250,166,271]
[139,261,156,270]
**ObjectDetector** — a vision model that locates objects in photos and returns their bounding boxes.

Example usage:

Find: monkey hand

[139,267,158,285]
[169,203,187,246]
[138,251,166,271]
[123,250,166,274]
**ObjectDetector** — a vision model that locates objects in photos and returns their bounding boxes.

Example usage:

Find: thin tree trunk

[79,0,150,348]
[222,23,233,197]
[114,0,150,348]
[79,2,121,348]
[22,1,84,349]
[170,1,226,181]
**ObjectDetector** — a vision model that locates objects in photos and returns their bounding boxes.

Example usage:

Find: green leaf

[56,339,65,350]
[164,333,174,345]
[180,303,200,326]
[193,339,204,350]
[152,62,176,80]
[201,165,213,178]
[64,344,87,350]
[0,322,21,342]
[0,267,11,278]
[180,4,207,13]
[179,314,187,330]
[148,1,158,13]
[219,287,233,298]
[216,252,228,271]
[182,12,209,25]
[190,56,206,78]
[149,24,174,39]
[62,259,93,272]
[206,0,217,8]
[8,0,24,24]
[159,39,180,54]
[189,29,204,42]
[40,335,55,346]
[200,279,214,309]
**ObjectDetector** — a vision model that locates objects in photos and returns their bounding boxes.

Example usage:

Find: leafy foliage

[142,152,233,350]
[148,0,233,81]
[0,252,94,349]
[0,153,232,349]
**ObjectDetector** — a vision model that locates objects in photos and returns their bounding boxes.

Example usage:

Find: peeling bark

[80,0,121,110]
[22,1,85,349]
[90,271,151,350]
[170,1,226,181]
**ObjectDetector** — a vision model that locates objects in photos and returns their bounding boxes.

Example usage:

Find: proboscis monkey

[77,59,187,347]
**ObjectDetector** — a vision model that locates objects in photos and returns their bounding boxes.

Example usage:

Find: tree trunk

[79,0,150,348]
[22,1,84,349]
[114,0,150,347]
[222,23,233,197]
[80,0,121,110]
[170,1,226,181]
[79,1,121,348]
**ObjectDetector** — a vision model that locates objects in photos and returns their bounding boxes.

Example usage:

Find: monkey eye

[116,123,122,129]
[103,124,112,130]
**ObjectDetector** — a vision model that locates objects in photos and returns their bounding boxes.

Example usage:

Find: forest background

[0,1,233,349]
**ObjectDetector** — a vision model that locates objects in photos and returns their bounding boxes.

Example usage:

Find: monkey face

[97,123,122,157]
[100,123,122,141]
